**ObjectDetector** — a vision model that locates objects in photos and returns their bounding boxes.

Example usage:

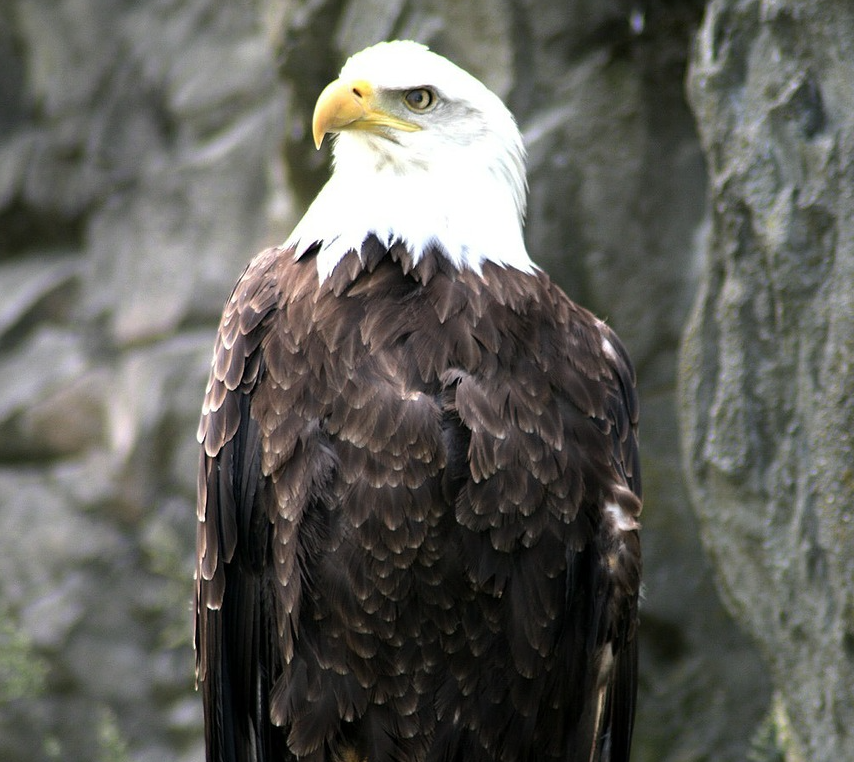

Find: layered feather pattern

[195,237,641,762]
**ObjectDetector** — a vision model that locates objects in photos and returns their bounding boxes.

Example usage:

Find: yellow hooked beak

[311,79,421,149]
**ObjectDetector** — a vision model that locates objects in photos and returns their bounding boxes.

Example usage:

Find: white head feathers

[285,40,534,281]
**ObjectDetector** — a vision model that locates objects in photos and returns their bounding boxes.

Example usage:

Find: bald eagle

[196,40,641,762]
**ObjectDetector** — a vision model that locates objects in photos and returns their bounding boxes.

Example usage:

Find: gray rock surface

[681,1,854,759]
[0,0,808,759]
[0,0,282,759]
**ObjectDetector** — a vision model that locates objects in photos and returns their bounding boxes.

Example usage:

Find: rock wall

[681,1,854,759]
[0,1,283,760]
[0,0,790,759]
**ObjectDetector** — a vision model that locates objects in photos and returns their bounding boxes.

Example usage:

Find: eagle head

[286,40,534,280]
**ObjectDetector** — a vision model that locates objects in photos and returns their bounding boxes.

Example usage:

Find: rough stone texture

[681,1,854,760]
[0,0,283,760]
[0,0,783,759]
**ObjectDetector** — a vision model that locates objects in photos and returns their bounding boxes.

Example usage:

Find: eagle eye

[403,88,436,113]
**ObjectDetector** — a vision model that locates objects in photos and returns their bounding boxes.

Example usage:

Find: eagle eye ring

[403,87,437,113]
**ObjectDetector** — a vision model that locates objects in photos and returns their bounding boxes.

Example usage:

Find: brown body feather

[196,237,641,762]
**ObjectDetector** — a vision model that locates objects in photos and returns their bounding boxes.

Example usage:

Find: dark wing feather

[601,632,638,762]
[428,262,642,762]
[195,248,292,762]
[582,319,641,762]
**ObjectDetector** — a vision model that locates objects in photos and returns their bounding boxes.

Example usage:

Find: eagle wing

[588,320,641,762]
[434,274,642,762]
[196,247,297,762]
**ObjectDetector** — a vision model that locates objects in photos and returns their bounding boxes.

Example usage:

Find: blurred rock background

[681,1,854,760]
[0,0,849,760]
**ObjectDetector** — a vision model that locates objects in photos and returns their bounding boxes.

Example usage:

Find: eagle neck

[285,159,535,282]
